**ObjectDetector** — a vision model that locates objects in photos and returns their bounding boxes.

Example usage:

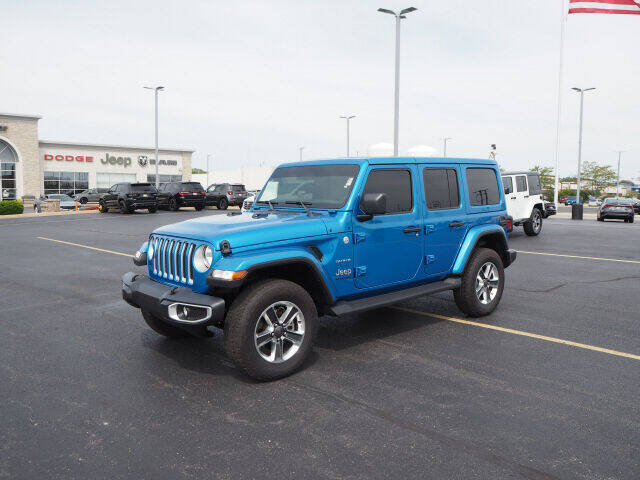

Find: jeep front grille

[150,235,196,285]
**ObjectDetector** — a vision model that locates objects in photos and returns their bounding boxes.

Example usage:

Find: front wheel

[79,197,88,204]
[224,279,318,381]
[523,208,542,236]
[453,247,505,317]
[98,201,108,213]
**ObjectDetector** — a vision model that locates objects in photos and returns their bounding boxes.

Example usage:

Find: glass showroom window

[0,139,18,200]
[43,171,89,195]
[96,172,137,189]
[147,174,182,183]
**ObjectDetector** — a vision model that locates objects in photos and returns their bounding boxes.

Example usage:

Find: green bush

[0,200,24,215]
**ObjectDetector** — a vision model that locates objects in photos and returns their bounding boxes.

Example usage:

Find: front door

[353,166,423,289]
[421,165,468,275]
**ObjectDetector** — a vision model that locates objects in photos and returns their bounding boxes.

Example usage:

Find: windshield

[181,182,205,191]
[49,194,73,201]
[257,165,360,209]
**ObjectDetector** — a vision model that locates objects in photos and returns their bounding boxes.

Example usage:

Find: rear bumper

[122,272,225,327]
[126,200,157,209]
[178,197,206,207]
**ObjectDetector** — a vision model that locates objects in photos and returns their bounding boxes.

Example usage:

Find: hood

[153,211,329,249]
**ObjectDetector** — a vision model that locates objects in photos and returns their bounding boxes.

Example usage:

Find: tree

[192,168,207,174]
[581,161,616,194]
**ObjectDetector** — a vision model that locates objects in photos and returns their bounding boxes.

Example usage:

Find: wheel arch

[452,226,512,274]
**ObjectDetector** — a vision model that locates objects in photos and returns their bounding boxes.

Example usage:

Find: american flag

[569,0,640,15]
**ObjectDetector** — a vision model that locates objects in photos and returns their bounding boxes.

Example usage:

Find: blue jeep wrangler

[123,157,516,380]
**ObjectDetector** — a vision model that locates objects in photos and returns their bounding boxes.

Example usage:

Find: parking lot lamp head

[144,86,165,189]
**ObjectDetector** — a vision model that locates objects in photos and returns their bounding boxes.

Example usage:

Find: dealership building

[0,112,193,200]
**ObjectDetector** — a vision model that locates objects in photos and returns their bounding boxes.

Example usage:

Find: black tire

[218,198,228,210]
[98,201,108,213]
[523,208,543,236]
[141,310,190,338]
[79,197,88,204]
[119,200,130,214]
[453,247,505,318]
[195,203,205,211]
[224,279,318,381]
[148,206,157,213]
[169,198,179,211]
[629,216,634,223]
[597,215,604,222]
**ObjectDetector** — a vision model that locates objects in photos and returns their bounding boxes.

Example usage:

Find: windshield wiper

[255,200,277,210]
[285,201,317,216]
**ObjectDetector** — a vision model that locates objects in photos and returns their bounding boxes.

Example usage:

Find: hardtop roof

[278,157,499,168]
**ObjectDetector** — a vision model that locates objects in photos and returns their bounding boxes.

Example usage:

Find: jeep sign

[102,153,132,167]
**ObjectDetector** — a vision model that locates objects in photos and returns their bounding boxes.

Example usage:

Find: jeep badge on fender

[122,156,516,381]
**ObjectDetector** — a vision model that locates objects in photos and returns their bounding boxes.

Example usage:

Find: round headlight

[148,241,154,259]
[194,245,213,272]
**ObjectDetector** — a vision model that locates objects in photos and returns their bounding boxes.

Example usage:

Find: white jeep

[501,171,545,236]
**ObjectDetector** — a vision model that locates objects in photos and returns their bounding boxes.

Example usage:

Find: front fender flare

[452,225,513,274]
[205,248,336,303]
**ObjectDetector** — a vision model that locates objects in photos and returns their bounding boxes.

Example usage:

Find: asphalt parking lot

[1,210,639,480]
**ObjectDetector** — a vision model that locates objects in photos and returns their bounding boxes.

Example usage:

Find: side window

[516,175,527,192]
[502,176,513,194]
[527,174,541,195]
[466,168,500,206]
[362,169,412,214]
[423,168,460,210]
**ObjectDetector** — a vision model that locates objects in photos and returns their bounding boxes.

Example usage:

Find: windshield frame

[255,164,361,210]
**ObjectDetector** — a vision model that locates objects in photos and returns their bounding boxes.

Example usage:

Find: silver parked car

[74,188,107,204]
[34,194,77,211]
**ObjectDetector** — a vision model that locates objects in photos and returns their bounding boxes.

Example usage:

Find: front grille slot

[150,235,196,285]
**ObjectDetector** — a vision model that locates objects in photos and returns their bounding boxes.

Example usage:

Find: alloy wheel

[254,301,305,364]
[475,262,499,305]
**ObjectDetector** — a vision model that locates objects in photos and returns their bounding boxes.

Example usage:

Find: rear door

[464,166,504,226]
[422,165,467,275]
[514,174,529,220]
[353,165,423,289]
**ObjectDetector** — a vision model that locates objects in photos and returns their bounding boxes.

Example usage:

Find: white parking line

[516,250,640,264]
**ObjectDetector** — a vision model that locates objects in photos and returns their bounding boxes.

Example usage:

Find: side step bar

[327,277,461,317]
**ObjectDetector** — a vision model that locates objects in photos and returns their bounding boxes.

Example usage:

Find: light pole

[443,137,452,158]
[206,153,211,187]
[299,146,305,162]
[378,6,417,157]
[616,150,624,197]
[340,115,355,157]
[571,87,595,205]
[144,85,164,189]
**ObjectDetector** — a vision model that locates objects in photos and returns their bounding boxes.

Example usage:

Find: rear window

[604,198,631,205]
[423,168,460,210]
[527,174,541,195]
[466,168,500,206]
[130,183,156,192]
[180,182,204,191]
[516,175,527,192]
[231,185,246,192]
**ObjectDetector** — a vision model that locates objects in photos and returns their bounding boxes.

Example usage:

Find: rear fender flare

[452,225,510,274]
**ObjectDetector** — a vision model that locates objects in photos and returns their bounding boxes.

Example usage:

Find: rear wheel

[453,247,505,317]
[148,206,157,213]
[195,203,204,211]
[224,279,318,381]
[142,310,190,338]
[523,208,542,236]
[218,198,228,210]
[119,200,130,214]
[169,198,179,211]
[628,216,634,223]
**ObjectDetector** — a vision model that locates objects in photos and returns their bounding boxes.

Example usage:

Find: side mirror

[357,192,387,221]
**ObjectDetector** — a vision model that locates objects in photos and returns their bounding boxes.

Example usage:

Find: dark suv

[205,183,247,209]
[99,183,158,214]
[157,182,206,211]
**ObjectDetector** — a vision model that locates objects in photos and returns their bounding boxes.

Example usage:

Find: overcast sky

[1,0,638,179]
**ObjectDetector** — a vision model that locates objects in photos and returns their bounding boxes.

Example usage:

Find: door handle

[510,196,516,199]
[403,226,421,234]
[524,195,529,198]
[449,221,465,228]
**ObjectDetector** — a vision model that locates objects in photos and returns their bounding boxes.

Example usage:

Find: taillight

[179,191,189,196]
[228,191,233,195]
[507,219,512,229]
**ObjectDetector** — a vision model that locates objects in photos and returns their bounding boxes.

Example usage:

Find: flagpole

[554,0,568,207]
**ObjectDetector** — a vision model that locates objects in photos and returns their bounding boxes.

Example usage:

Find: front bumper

[122,272,225,327]
[505,248,517,268]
